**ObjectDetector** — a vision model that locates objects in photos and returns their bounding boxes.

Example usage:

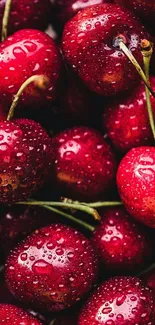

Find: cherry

[102,77,155,152]
[5,224,99,312]
[0,304,43,324]
[0,29,62,112]
[91,207,153,274]
[0,118,52,204]
[62,3,148,96]
[0,205,57,257]
[117,146,155,228]
[50,126,117,200]
[52,0,113,29]
[114,0,155,28]
[0,0,51,37]
[78,276,155,325]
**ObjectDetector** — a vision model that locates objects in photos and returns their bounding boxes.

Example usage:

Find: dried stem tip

[34,75,50,90]
[141,39,153,52]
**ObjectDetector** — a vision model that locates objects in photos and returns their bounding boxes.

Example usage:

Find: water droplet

[102,307,112,314]
[20,253,27,261]
[116,295,126,306]
[32,260,53,275]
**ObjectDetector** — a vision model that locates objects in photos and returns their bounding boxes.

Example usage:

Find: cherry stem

[141,39,155,139]
[119,40,155,98]
[7,74,49,121]
[1,0,12,42]
[43,205,95,232]
[17,200,101,221]
[17,200,123,222]
[137,262,155,277]
[61,197,123,208]
[83,201,123,208]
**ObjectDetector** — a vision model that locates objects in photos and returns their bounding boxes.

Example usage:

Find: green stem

[119,40,155,98]
[1,0,12,42]
[17,200,101,221]
[7,74,49,121]
[141,39,155,139]
[137,262,155,277]
[83,201,123,208]
[43,205,95,232]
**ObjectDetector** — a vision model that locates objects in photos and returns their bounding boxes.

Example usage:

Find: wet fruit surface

[0,304,43,324]
[51,126,117,200]
[5,224,99,311]
[103,77,155,152]
[0,29,62,111]
[117,146,155,228]
[0,119,52,203]
[91,207,153,273]
[62,4,147,96]
[78,276,155,325]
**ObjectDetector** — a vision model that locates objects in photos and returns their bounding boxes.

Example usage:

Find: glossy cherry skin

[52,0,113,28]
[117,146,155,228]
[0,29,62,112]
[5,224,99,312]
[78,276,155,325]
[50,127,117,200]
[62,4,148,96]
[0,119,52,204]
[91,207,153,273]
[115,0,155,27]
[0,0,51,37]
[102,77,155,152]
[0,304,43,324]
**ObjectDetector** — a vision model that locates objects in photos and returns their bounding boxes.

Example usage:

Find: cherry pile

[0,0,155,324]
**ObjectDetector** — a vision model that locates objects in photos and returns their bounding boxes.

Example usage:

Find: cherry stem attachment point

[43,205,95,232]
[7,74,49,121]
[119,39,155,99]
[1,0,12,42]
[141,39,155,140]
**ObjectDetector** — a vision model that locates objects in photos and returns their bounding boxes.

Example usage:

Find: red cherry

[91,207,153,273]
[51,126,117,200]
[78,276,155,325]
[62,3,148,96]
[0,29,62,112]
[0,304,43,324]
[117,146,155,227]
[0,0,51,37]
[0,118,52,204]
[5,224,99,312]
[102,77,155,152]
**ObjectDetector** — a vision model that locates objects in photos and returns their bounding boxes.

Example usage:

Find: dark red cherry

[50,127,117,200]
[5,224,99,312]
[62,4,148,96]
[78,276,155,325]
[102,77,155,152]
[117,146,155,228]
